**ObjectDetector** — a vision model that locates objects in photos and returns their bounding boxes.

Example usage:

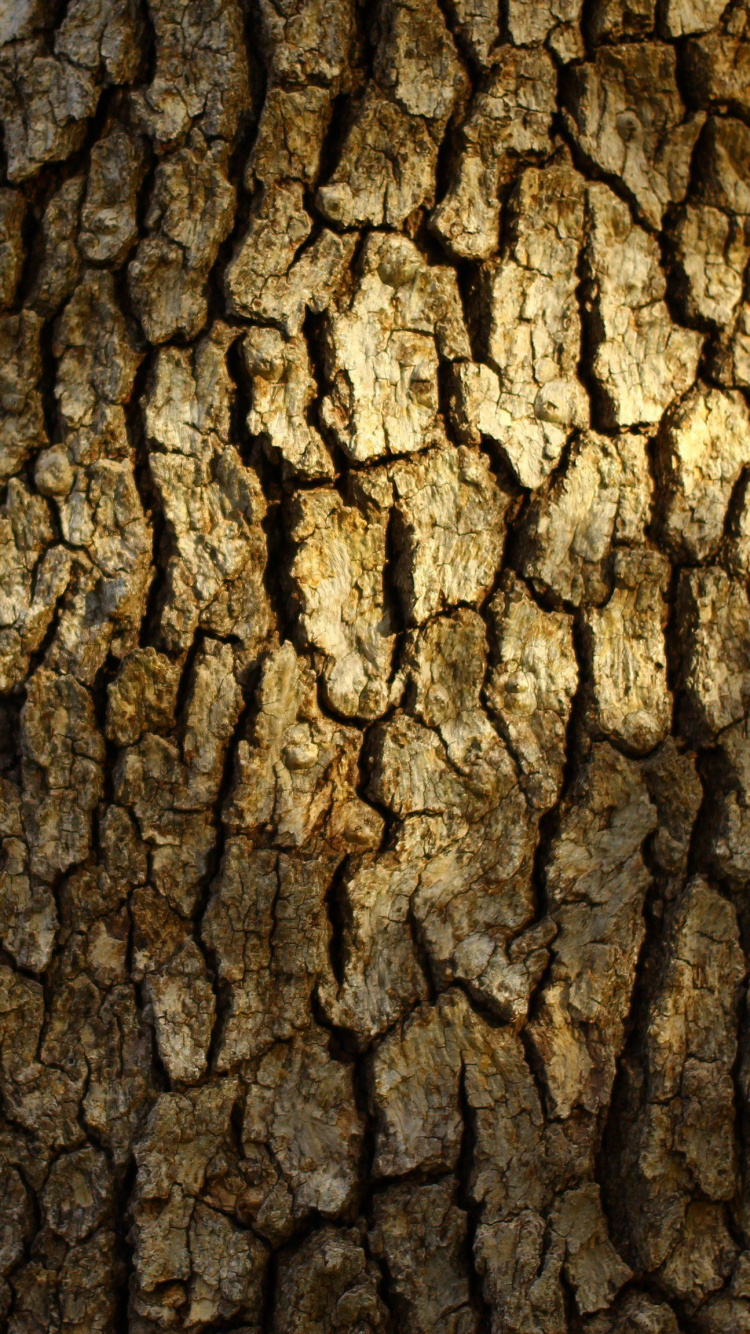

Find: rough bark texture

[0,1,749,1330]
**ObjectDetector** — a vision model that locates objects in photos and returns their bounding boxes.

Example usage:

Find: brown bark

[1,0,750,1330]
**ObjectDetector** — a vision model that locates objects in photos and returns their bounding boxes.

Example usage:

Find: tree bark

[1,0,750,1329]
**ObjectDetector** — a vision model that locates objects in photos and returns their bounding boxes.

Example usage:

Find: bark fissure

[2,0,750,1329]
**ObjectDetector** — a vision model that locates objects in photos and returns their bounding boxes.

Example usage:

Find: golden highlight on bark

[0,0,749,1329]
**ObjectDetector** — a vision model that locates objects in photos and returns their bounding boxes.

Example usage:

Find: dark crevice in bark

[302,305,352,481]
[112,1156,139,1334]
[456,1061,492,1333]
[405,900,439,1006]
[555,85,663,237]
[323,854,351,989]
[195,699,255,1076]
[3,0,749,1327]
[125,349,173,654]
[311,92,362,219]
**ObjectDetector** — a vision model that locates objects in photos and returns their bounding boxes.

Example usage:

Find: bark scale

[0,0,749,1330]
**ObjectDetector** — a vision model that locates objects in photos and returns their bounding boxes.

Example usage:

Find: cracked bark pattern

[1,1,750,1330]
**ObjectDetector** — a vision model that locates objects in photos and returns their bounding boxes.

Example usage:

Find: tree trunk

[1,0,749,1329]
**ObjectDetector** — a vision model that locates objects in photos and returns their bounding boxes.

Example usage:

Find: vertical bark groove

[1,0,750,1330]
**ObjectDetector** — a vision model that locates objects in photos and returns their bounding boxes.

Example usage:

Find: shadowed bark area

[1,0,750,1330]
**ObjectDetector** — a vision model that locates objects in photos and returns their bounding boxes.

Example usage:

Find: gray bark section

[1,0,750,1329]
